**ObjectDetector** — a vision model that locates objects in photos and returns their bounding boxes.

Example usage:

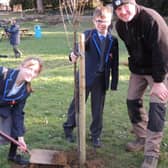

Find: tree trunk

[36,0,44,13]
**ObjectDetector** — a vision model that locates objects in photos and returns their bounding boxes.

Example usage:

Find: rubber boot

[141,156,158,168]
[126,137,145,152]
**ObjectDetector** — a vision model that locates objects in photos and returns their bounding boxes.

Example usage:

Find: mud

[11,149,105,168]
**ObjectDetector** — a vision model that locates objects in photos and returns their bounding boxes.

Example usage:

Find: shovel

[0,129,30,153]
[0,130,68,166]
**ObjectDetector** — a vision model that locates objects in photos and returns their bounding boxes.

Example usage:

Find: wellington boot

[141,156,158,168]
[126,137,145,152]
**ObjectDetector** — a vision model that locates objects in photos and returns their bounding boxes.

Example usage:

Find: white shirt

[7,82,24,97]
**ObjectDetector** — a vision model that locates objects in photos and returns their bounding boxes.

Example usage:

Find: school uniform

[63,29,119,143]
[0,67,29,160]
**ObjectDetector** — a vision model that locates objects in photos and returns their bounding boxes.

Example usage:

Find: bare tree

[36,0,44,13]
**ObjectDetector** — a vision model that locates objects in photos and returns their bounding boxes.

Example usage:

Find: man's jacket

[116,5,168,82]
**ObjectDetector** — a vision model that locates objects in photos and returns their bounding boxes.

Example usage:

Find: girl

[0,57,43,165]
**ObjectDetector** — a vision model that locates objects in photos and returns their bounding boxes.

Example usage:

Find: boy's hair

[93,5,113,19]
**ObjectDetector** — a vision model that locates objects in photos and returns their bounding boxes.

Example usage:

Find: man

[112,0,168,168]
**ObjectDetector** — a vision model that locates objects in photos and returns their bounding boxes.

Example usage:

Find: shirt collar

[97,31,107,38]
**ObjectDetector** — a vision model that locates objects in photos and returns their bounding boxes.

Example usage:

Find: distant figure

[5,19,22,58]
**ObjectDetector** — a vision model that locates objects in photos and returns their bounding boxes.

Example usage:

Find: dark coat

[84,29,119,90]
[0,67,29,138]
[6,23,20,45]
[116,5,168,82]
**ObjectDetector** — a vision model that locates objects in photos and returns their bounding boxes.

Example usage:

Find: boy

[63,5,119,148]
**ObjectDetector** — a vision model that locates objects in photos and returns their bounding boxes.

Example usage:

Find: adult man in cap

[112,0,168,168]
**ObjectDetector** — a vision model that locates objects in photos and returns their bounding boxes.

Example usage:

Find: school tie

[100,35,105,42]
[99,35,106,51]
[99,35,106,73]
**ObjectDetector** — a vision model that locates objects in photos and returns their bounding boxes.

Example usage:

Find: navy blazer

[84,29,119,90]
[0,67,29,138]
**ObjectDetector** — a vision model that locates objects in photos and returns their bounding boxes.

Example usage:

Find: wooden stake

[78,33,86,166]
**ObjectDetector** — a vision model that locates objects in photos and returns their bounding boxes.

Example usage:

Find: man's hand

[150,82,168,101]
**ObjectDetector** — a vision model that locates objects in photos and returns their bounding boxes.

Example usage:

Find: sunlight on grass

[119,75,129,81]
[40,76,73,82]
[43,31,73,35]
[43,55,67,60]
[119,66,130,81]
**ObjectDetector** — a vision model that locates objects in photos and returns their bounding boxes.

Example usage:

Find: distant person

[112,0,168,168]
[63,5,119,148]
[5,19,22,58]
[0,57,43,165]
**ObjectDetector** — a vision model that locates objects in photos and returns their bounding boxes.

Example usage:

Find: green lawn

[0,14,168,168]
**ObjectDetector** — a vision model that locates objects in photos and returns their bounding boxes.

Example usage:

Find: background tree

[36,0,44,13]
[136,0,168,16]
[9,0,168,16]
[101,0,168,16]
[43,0,59,9]
[10,0,35,10]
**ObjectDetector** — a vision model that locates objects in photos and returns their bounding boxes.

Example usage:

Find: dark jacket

[6,23,20,45]
[83,29,119,90]
[0,67,29,138]
[116,5,168,82]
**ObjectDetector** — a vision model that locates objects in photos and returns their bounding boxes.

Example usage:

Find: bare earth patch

[11,149,105,168]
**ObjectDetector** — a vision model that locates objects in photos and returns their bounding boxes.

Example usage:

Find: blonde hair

[93,5,113,20]
[20,57,43,93]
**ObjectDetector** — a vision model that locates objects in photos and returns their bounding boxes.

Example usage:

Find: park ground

[0,11,168,168]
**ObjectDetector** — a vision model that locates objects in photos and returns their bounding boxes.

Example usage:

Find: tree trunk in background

[36,0,44,13]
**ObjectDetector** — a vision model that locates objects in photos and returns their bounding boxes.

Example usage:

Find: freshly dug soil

[11,149,105,168]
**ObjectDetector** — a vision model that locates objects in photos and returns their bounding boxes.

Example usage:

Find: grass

[0,14,168,168]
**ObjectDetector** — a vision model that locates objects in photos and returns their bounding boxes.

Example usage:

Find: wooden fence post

[79,33,86,167]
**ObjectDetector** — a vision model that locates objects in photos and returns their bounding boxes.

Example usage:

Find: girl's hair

[21,57,43,73]
[20,57,43,93]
